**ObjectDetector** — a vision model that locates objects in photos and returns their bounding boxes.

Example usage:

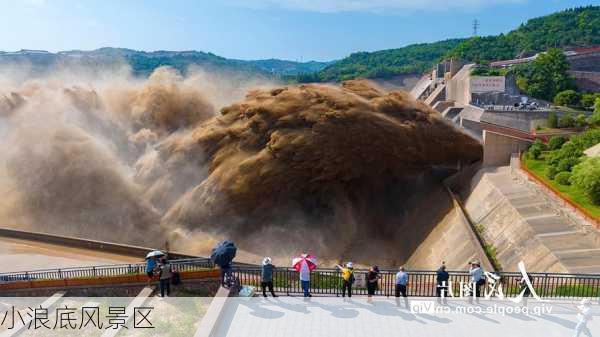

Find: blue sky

[0,0,597,61]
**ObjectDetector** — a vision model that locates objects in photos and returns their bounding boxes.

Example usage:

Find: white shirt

[299,260,310,281]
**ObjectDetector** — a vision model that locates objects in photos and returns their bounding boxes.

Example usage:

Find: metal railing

[3,259,600,299]
[231,267,600,299]
[0,258,214,282]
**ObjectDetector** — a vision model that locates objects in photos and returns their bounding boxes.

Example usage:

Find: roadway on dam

[0,237,139,273]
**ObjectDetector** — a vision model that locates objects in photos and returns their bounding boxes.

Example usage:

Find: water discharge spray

[0,66,482,266]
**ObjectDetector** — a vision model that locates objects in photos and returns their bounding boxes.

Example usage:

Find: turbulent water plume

[155,80,482,263]
[0,67,482,265]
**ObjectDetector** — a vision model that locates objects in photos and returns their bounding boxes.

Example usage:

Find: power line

[473,19,480,37]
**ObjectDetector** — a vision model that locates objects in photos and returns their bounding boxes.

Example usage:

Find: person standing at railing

[261,257,277,297]
[145,257,157,286]
[367,266,380,301]
[436,263,449,304]
[336,262,355,298]
[293,253,316,298]
[395,266,409,308]
[158,257,172,298]
[469,260,485,303]
[299,259,312,298]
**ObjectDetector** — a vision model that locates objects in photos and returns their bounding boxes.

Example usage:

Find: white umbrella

[145,250,165,259]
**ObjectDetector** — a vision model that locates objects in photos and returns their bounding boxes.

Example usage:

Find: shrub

[575,114,588,128]
[555,171,572,185]
[571,158,600,205]
[581,93,600,110]
[548,112,558,128]
[596,97,600,113]
[527,139,545,159]
[558,113,575,128]
[590,111,600,127]
[545,141,583,174]
[545,165,558,180]
[554,90,581,107]
[547,136,567,150]
[570,129,600,150]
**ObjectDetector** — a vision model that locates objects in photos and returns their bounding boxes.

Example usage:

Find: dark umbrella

[210,240,237,267]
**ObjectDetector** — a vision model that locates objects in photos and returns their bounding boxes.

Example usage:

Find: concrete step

[540,232,600,252]
[527,217,576,234]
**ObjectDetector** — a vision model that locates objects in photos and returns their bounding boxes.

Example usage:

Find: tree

[596,97,600,113]
[546,141,582,174]
[515,48,576,101]
[581,93,600,110]
[548,136,567,150]
[575,114,588,128]
[558,113,576,128]
[554,90,581,107]
[528,139,546,159]
[571,157,600,204]
[590,110,600,127]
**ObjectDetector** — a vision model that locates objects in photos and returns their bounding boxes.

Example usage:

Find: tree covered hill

[447,5,600,63]
[0,47,331,78]
[311,5,600,82]
[315,39,465,82]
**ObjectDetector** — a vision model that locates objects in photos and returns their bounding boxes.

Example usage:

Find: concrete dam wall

[462,166,600,273]
[406,190,493,271]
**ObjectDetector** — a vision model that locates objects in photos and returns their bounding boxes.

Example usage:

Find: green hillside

[310,5,600,82]
[314,39,465,82]
[448,5,600,63]
[0,48,330,78]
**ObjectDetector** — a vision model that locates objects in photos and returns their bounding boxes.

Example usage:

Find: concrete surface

[406,194,492,271]
[483,131,531,167]
[464,166,600,273]
[211,297,599,337]
[410,75,432,100]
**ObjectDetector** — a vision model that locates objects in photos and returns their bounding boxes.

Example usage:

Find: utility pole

[472,19,480,37]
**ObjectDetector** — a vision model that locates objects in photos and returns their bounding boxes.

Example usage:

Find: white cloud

[227,0,526,13]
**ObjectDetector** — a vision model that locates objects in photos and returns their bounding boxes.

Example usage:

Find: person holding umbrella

[211,241,237,288]
[293,252,317,297]
[145,250,164,286]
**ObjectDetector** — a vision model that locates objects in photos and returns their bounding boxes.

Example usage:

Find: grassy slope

[523,155,600,218]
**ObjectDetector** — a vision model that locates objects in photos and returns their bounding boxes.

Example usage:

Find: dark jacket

[436,268,449,285]
[262,264,275,282]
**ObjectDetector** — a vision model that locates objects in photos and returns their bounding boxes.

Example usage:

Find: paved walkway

[212,297,599,337]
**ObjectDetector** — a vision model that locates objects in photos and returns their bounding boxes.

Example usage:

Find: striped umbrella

[292,254,317,271]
